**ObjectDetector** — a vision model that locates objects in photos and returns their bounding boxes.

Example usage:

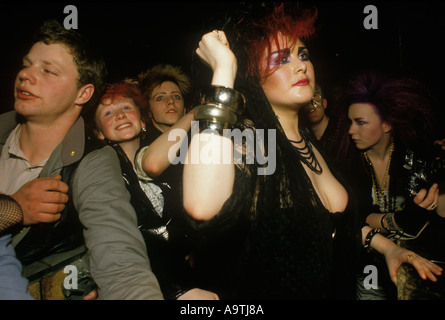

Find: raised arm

[136,110,194,179]
[195,30,237,88]
[183,30,238,221]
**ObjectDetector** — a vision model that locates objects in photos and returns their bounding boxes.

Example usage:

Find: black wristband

[364,228,381,253]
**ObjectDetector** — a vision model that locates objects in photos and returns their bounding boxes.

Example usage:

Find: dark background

[1,1,444,133]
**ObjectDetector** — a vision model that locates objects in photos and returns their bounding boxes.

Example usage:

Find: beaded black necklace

[288,130,323,174]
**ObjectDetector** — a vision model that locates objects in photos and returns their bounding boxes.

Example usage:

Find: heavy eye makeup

[268,48,291,67]
[350,117,368,126]
[268,46,310,67]
[297,47,310,61]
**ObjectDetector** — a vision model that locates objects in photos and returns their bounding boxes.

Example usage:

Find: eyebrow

[267,48,289,59]
[152,90,182,97]
[267,46,307,59]
[23,55,59,68]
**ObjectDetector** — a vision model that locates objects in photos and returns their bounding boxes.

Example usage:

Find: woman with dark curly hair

[334,71,445,299]
[180,3,442,299]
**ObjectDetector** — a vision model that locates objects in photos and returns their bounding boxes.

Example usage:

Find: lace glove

[0,194,23,235]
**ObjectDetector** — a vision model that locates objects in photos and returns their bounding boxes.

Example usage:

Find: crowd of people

[1,3,444,300]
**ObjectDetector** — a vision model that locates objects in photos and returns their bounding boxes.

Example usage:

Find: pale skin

[184,30,348,221]
[349,102,442,282]
[185,30,442,284]
[183,31,239,220]
[10,42,93,226]
[95,95,219,300]
[261,36,348,214]
[95,96,145,166]
[8,41,98,300]
[149,81,186,133]
[362,225,442,284]
[348,103,440,228]
[140,81,194,178]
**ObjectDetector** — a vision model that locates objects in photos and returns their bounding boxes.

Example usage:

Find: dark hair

[138,64,192,110]
[334,71,437,161]
[32,20,108,114]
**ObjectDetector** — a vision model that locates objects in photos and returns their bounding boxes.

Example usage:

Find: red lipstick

[293,78,309,86]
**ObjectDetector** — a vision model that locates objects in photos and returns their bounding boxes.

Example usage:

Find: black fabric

[307,118,338,162]
[186,85,358,299]
[113,130,196,300]
[342,141,445,298]
[185,4,360,299]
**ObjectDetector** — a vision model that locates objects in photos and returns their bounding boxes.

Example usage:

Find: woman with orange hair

[91,80,218,300]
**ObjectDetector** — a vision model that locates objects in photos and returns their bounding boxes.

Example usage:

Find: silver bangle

[194,86,245,133]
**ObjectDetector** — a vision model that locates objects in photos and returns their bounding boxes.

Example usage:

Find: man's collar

[0,111,85,166]
[61,116,85,166]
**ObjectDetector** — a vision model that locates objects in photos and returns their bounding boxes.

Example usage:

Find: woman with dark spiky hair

[334,71,438,165]
[334,71,445,299]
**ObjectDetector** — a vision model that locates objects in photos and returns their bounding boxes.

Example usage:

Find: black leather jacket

[111,137,196,300]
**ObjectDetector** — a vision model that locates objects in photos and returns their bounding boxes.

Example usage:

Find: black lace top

[188,85,358,299]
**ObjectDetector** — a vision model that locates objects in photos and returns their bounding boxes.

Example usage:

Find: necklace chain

[288,130,323,174]
[364,142,394,211]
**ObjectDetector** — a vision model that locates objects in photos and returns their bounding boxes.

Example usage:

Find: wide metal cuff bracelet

[194,86,245,133]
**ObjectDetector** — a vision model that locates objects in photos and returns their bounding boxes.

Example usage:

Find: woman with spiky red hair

[183,3,349,299]
[182,3,442,299]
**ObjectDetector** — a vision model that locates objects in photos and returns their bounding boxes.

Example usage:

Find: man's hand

[11,175,69,225]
